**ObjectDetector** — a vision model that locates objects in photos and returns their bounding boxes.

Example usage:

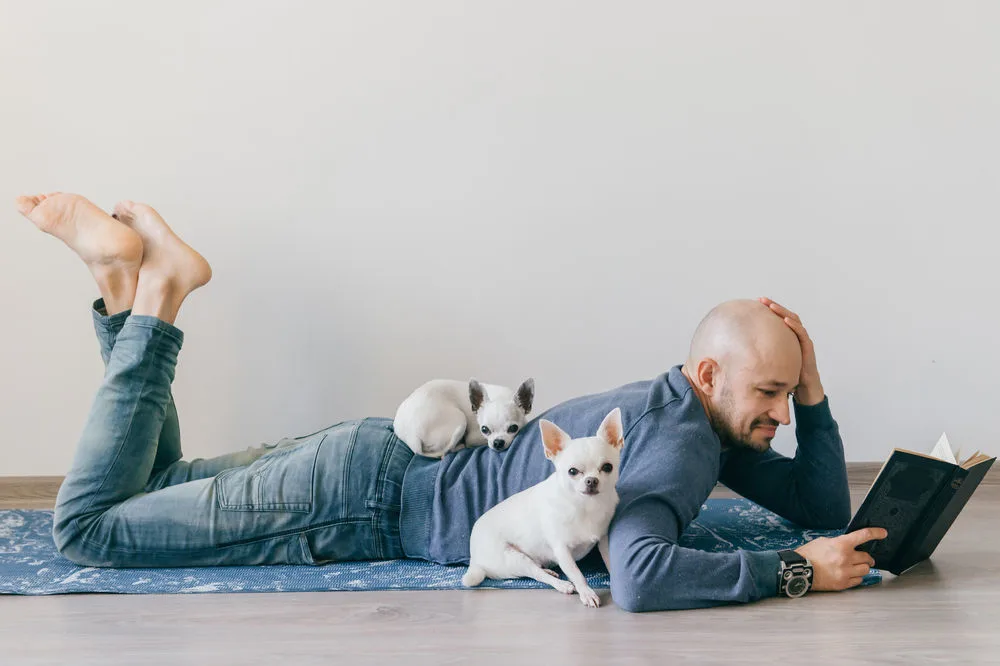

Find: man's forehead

[756,378,796,388]
[735,354,800,385]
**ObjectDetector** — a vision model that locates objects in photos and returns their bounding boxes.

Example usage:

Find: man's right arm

[608,412,780,612]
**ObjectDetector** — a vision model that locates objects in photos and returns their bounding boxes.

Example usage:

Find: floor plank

[2,487,999,664]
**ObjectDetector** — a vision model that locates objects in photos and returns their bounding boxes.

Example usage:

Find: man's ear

[696,358,721,397]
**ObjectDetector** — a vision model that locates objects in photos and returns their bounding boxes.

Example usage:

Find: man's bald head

[687,299,800,375]
[681,299,806,451]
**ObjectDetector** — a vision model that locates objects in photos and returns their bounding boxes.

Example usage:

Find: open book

[846,433,995,575]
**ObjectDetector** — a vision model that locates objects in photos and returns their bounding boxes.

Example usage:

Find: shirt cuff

[746,549,780,600]
[793,395,836,431]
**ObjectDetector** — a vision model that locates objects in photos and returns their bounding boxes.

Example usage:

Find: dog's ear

[515,378,535,414]
[540,419,571,460]
[597,408,624,450]
[468,379,486,413]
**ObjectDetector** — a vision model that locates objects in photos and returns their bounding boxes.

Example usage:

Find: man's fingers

[845,577,864,589]
[759,297,800,321]
[850,563,873,578]
[852,552,876,567]
[783,316,807,335]
[843,527,889,547]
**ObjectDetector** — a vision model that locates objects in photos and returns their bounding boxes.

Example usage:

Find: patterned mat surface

[0,500,880,595]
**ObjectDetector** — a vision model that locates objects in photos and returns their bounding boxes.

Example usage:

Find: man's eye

[507,424,519,434]
[568,468,579,476]
[481,426,490,435]
[760,390,778,398]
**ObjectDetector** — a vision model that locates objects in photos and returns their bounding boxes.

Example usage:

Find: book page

[929,433,957,464]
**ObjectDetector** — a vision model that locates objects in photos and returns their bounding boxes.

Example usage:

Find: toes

[15,195,40,216]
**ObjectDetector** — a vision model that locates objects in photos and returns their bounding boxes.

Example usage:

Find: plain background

[1,1,997,475]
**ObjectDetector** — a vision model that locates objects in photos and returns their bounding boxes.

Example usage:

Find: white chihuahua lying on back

[462,408,623,607]
[393,378,535,458]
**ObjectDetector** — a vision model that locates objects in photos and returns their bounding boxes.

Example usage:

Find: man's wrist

[777,549,813,598]
[793,383,825,406]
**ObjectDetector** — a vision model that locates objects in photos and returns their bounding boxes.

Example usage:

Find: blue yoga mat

[0,499,880,595]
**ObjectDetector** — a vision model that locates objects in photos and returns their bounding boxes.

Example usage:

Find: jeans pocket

[215,434,325,512]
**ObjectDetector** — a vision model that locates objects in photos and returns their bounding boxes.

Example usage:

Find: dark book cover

[845,449,995,575]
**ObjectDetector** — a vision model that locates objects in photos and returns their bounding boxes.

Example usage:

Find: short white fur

[461,408,624,608]
[393,378,535,458]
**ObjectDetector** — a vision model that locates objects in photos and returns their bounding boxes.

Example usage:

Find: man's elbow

[609,563,701,612]
[610,575,646,613]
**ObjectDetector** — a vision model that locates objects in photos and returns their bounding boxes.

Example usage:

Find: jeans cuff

[92,298,132,332]
[124,314,185,346]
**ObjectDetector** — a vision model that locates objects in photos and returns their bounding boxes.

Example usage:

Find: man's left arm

[719,297,851,529]
[719,396,851,529]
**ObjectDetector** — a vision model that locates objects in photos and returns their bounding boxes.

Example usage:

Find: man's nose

[772,398,791,425]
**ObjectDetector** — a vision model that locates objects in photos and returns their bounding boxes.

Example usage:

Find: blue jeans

[52,300,413,567]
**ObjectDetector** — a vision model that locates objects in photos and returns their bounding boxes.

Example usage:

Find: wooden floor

[2,485,999,665]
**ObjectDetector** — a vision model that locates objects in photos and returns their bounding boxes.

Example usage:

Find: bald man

[23,193,885,612]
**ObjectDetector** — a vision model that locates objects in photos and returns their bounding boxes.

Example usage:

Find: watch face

[786,575,809,598]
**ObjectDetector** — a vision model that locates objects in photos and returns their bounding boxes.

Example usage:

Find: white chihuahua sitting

[462,408,623,607]
[393,378,535,458]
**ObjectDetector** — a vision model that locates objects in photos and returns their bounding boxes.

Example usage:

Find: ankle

[91,266,137,316]
[132,276,185,325]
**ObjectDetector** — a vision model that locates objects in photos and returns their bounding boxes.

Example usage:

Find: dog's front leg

[553,546,600,608]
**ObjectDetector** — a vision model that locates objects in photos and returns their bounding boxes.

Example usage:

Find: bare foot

[112,201,212,324]
[15,193,143,314]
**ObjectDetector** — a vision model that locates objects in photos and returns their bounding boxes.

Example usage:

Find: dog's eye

[568,468,579,476]
[600,463,613,474]
[481,426,490,435]
[507,424,519,434]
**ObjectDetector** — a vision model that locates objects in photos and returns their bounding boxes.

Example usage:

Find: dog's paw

[578,586,601,608]
[552,579,575,595]
[542,568,560,578]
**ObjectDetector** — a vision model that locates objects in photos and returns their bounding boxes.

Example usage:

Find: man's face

[710,350,802,452]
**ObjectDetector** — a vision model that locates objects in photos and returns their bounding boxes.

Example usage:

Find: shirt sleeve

[718,396,852,530]
[608,410,780,612]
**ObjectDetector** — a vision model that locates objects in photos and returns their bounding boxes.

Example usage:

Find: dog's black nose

[492,439,506,450]
[585,477,598,489]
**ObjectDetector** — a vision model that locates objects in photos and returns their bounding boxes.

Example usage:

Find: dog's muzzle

[491,439,507,451]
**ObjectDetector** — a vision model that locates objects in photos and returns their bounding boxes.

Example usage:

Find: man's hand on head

[794,527,887,591]
[758,297,825,406]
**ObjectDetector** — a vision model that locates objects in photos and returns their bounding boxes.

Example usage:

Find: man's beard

[712,387,776,453]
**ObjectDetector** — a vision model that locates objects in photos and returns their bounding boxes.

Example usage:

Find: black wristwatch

[777,549,813,598]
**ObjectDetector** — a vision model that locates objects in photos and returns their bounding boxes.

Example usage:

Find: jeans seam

[77,325,166,519]
[73,522,360,555]
[374,431,394,507]
[372,511,382,558]
[215,517,374,549]
[340,422,360,521]
[126,320,183,345]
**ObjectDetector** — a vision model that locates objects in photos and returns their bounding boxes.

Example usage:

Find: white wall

[1,1,998,475]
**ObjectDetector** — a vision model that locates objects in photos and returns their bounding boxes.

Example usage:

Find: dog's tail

[462,564,486,587]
